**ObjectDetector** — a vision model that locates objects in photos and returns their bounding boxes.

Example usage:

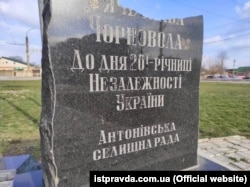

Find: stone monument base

[0,154,230,187]
[187,156,229,171]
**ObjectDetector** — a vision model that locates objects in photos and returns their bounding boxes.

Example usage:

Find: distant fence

[0,69,41,77]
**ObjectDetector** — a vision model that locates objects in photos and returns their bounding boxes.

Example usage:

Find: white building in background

[0,57,41,77]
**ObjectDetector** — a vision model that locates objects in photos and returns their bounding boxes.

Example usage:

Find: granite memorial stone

[39,0,203,186]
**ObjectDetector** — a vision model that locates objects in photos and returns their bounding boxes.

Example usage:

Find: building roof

[0,56,38,67]
[237,66,250,73]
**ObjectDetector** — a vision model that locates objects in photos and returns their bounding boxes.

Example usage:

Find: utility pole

[26,34,29,69]
[233,59,236,77]
[26,28,34,69]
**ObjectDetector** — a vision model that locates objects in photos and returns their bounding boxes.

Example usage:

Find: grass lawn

[199,82,250,139]
[0,80,41,159]
[0,80,250,159]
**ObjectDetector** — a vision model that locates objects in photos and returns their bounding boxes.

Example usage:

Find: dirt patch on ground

[2,139,41,161]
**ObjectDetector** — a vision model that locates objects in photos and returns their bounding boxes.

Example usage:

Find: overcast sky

[0,0,250,68]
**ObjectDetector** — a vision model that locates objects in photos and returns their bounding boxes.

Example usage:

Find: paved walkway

[198,135,250,170]
[1,135,249,172]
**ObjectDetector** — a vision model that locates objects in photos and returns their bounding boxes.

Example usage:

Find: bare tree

[217,51,228,76]
[9,56,24,62]
[200,62,207,72]
[203,57,220,76]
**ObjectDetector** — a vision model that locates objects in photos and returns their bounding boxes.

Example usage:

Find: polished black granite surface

[39,0,203,186]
